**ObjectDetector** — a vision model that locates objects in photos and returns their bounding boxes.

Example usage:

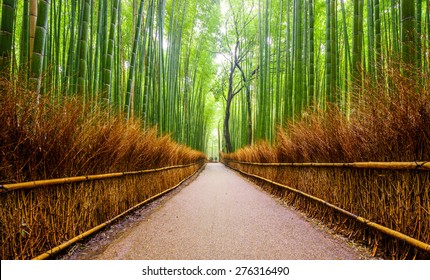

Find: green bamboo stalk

[114,1,122,109]
[103,0,120,104]
[86,0,95,100]
[391,0,400,54]
[325,0,333,103]
[20,0,30,71]
[331,0,337,102]
[0,0,17,75]
[374,0,382,78]
[29,0,50,94]
[29,0,37,65]
[53,0,62,96]
[427,0,430,74]
[341,0,351,113]
[416,0,422,68]
[285,0,293,118]
[401,0,416,67]
[64,0,76,96]
[308,0,315,106]
[77,0,91,96]
[294,0,303,114]
[352,0,364,89]
[92,0,102,98]
[367,0,375,80]
[125,0,145,119]
[144,0,156,125]
[428,0,430,46]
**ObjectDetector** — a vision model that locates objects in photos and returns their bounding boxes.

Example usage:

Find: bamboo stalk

[32,163,205,260]
[1,161,204,192]
[223,160,430,170]
[225,163,430,253]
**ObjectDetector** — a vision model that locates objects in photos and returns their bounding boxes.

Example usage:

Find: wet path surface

[68,163,371,260]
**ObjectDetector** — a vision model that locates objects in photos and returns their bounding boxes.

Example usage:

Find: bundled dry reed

[222,62,430,259]
[0,78,206,259]
[0,78,205,183]
[0,165,202,260]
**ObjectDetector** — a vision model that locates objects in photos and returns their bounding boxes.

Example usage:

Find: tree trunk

[246,88,252,146]
[224,94,233,153]
[224,62,236,153]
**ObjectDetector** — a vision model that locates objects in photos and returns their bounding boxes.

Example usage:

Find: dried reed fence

[0,161,204,260]
[223,159,430,260]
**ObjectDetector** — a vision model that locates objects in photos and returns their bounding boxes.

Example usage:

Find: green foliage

[2,0,430,153]
[1,0,223,152]
[215,0,429,152]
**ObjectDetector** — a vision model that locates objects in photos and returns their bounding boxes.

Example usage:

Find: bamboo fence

[223,159,430,259]
[0,161,205,260]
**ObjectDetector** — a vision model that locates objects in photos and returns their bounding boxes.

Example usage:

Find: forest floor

[60,163,376,260]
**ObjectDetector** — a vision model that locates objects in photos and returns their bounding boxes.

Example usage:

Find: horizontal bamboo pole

[1,160,204,192]
[224,160,430,170]
[225,163,430,254]
[32,163,205,260]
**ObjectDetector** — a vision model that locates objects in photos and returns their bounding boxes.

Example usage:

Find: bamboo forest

[1,0,430,261]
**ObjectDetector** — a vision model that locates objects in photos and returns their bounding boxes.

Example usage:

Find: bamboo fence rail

[223,160,430,170]
[226,164,430,252]
[0,161,204,192]
[223,159,430,259]
[32,164,204,260]
[1,161,205,260]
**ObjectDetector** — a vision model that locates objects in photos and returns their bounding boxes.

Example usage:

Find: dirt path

[66,163,372,260]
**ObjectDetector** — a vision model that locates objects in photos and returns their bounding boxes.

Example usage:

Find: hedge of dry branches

[222,64,430,259]
[0,78,206,183]
[0,78,206,259]
[0,164,202,259]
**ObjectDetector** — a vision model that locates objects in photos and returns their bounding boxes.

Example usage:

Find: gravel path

[69,163,372,260]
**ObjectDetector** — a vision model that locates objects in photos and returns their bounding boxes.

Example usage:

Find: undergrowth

[0,78,205,184]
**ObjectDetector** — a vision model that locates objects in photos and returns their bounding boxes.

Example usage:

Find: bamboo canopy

[225,163,430,254]
[0,161,204,192]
